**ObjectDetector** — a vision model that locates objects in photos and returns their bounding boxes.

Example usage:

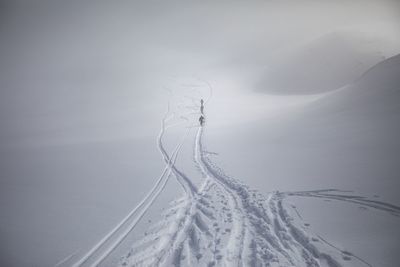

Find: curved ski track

[67,104,196,267]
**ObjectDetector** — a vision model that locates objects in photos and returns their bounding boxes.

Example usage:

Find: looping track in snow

[63,81,399,267]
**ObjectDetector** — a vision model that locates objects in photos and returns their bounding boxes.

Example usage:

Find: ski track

[67,103,195,267]
[284,190,400,216]
[195,127,247,266]
[66,83,399,267]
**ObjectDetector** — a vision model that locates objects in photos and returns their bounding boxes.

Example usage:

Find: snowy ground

[1,2,400,267]
[32,55,400,267]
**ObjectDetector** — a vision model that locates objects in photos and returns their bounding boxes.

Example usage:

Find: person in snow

[200,99,204,114]
[199,115,205,126]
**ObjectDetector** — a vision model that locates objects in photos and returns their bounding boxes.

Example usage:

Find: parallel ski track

[71,84,211,267]
[70,105,192,267]
[129,84,215,266]
[284,190,400,216]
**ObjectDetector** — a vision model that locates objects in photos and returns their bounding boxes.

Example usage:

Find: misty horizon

[1,1,399,266]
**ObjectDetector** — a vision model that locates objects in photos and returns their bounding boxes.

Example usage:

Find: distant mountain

[256,32,388,94]
[311,53,400,117]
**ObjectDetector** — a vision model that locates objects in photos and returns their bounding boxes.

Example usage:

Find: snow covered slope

[205,55,400,266]
[256,32,390,94]
[2,2,400,266]
[59,55,400,266]
[213,54,400,198]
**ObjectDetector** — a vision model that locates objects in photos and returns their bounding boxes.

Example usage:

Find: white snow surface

[43,55,400,267]
[1,52,400,266]
[1,2,400,267]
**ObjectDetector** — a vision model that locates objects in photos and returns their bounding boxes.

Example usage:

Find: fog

[1,0,399,146]
[1,1,400,266]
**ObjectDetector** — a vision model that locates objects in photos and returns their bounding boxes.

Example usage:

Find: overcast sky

[1,0,399,146]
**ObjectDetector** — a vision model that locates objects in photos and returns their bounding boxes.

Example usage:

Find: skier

[199,115,205,126]
[200,99,204,114]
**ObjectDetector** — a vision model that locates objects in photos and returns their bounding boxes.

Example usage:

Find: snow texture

[60,56,400,266]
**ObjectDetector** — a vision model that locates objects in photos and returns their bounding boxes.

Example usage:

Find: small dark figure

[200,99,204,114]
[199,115,205,126]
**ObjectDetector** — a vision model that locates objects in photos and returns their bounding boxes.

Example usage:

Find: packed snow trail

[195,126,248,266]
